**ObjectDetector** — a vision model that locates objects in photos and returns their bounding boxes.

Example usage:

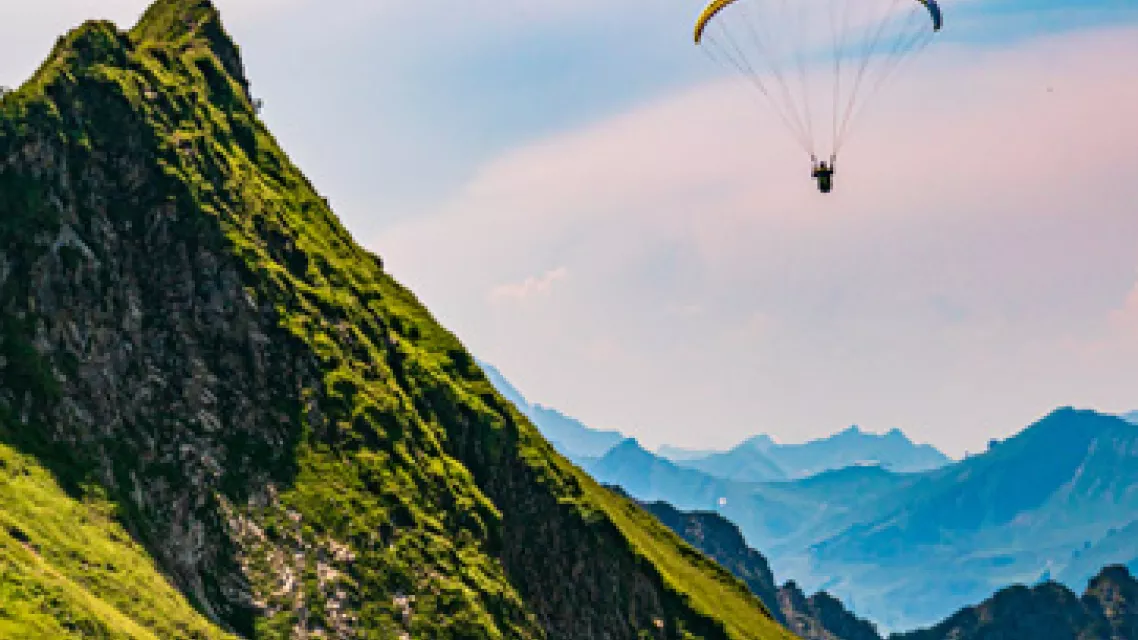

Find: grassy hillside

[0,444,234,639]
[0,1,795,637]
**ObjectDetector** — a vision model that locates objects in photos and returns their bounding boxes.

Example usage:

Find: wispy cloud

[489,266,569,302]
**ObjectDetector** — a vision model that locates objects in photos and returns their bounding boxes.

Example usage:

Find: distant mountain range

[639,493,1138,640]
[476,359,625,462]
[478,358,951,479]
[588,407,1138,633]
[476,362,1138,631]
[1123,410,1138,424]
[665,427,951,482]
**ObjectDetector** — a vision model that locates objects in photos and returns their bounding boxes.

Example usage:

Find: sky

[3,1,1136,458]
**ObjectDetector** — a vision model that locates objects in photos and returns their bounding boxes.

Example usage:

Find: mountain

[815,408,1138,560]
[595,407,1138,633]
[0,443,235,638]
[1123,411,1138,425]
[0,3,795,637]
[637,498,888,640]
[639,497,1138,640]
[658,444,727,460]
[586,439,731,508]
[778,583,883,640]
[892,565,1138,640]
[766,426,951,477]
[585,440,923,566]
[477,359,626,462]
[809,407,1138,631]
[671,439,788,482]
[638,500,787,625]
[1058,519,1138,588]
[664,427,949,483]
[476,357,529,410]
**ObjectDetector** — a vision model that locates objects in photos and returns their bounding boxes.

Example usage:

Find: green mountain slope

[0,1,795,638]
[0,443,235,640]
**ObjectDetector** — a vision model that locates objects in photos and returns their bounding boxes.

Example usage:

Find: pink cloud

[489,266,569,302]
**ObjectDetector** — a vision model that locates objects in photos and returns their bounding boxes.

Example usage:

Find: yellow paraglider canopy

[694,0,942,43]
[691,0,944,160]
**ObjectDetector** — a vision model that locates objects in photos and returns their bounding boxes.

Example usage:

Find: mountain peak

[743,434,777,451]
[610,437,648,456]
[131,0,249,93]
[884,427,910,441]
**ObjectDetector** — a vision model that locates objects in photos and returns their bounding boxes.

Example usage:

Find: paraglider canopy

[694,0,941,43]
[692,0,943,162]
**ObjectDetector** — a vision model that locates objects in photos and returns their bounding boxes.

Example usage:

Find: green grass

[0,1,801,637]
[0,443,235,640]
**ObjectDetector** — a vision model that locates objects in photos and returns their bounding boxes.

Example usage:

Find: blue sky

[3,0,1136,457]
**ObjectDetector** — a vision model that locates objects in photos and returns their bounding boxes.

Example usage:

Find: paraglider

[811,154,835,193]
[693,0,943,192]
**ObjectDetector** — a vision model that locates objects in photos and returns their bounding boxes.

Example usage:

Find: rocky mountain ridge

[0,1,793,637]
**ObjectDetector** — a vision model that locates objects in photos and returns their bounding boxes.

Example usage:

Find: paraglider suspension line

[836,17,935,152]
[736,3,818,154]
[834,0,906,154]
[706,21,815,155]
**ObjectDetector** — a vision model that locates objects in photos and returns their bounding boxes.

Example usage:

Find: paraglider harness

[811,154,835,194]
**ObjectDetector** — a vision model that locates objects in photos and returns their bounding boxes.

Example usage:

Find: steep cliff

[636,498,881,640]
[0,1,793,638]
[639,501,786,625]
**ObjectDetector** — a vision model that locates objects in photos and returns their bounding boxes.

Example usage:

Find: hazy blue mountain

[470,363,1138,632]
[585,439,735,510]
[477,357,529,410]
[526,402,626,457]
[665,426,950,483]
[640,496,1138,640]
[476,359,625,461]
[657,444,726,460]
[676,440,789,483]
[585,439,920,559]
[1123,410,1138,424]
[1058,519,1138,588]
[804,407,1138,632]
[814,408,1138,561]
[594,406,1138,633]
[585,440,818,550]
[891,566,1138,640]
[763,426,951,478]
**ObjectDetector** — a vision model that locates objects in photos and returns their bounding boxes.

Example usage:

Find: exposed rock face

[636,498,882,640]
[640,500,786,625]
[778,583,882,640]
[0,1,794,638]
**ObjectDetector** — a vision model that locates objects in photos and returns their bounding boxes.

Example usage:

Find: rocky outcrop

[640,500,785,624]
[778,582,882,640]
[635,498,881,640]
